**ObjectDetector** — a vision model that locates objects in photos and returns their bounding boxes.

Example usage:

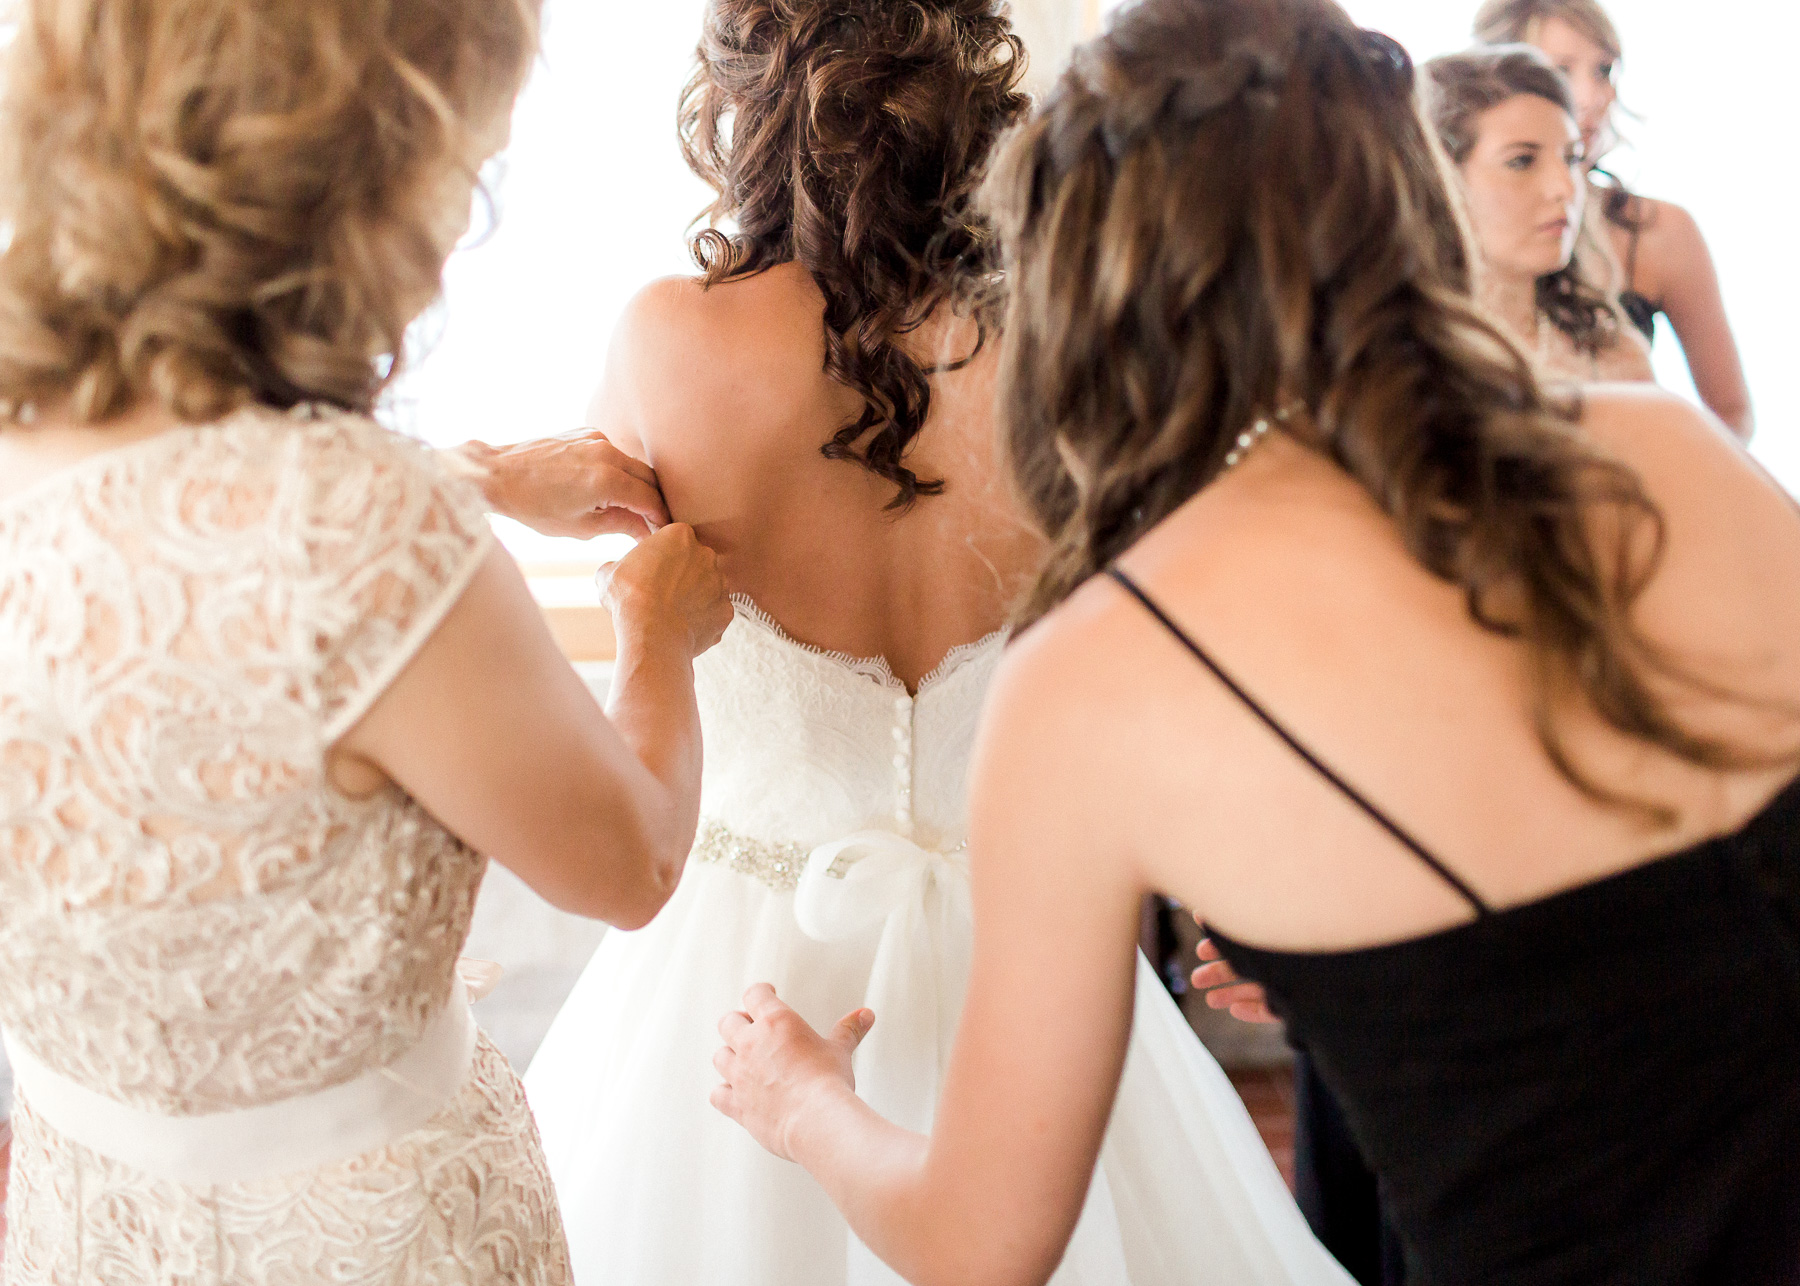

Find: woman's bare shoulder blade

[594,270,823,466]
[1579,384,1746,469]
[1579,386,1800,615]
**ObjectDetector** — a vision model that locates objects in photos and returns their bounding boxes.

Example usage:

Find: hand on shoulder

[447,429,668,540]
[441,275,752,539]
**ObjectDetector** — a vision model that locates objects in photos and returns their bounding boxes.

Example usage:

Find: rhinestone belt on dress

[690,818,810,892]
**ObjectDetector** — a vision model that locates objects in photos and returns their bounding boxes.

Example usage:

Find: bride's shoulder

[611,266,827,397]
[593,266,851,478]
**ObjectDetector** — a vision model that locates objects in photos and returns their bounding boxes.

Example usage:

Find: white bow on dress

[794,828,972,1136]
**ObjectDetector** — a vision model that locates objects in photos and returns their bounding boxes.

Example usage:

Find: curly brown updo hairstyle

[0,0,541,426]
[982,0,1745,812]
[680,0,1028,508]
[1422,45,1631,358]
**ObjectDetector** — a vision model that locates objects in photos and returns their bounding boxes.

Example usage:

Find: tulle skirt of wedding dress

[524,860,1352,1286]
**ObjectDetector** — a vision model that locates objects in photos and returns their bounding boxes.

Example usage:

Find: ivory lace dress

[524,600,1353,1285]
[0,409,571,1285]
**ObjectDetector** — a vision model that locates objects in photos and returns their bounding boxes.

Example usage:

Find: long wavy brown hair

[0,0,540,426]
[679,0,1028,508]
[1421,45,1632,358]
[981,0,1750,814]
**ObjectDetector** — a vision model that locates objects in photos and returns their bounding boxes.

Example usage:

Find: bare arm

[1641,202,1753,440]
[333,524,729,927]
[713,631,1145,1286]
[580,276,759,478]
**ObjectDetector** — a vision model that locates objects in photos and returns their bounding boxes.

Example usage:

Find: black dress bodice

[1107,568,1800,1285]
[1214,794,1800,1284]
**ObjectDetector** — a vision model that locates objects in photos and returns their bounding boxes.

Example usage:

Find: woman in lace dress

[520,3,1353,1284]
[0,2,730,1283]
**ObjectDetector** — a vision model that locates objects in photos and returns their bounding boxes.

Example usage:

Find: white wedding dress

[524,599,1352,1285]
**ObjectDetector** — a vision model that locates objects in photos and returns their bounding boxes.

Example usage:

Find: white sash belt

[2,978,479,1187]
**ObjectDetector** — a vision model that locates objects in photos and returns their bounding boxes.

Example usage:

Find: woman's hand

[712,983,875,1163]
[599,523,732,660]
[1192,936,1279,1025]
[446,429,670,539]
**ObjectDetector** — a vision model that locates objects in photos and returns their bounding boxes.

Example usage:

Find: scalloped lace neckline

[730,594,1006,698]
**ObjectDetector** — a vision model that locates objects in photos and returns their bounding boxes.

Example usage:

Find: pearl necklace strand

[1221,415,1275,473]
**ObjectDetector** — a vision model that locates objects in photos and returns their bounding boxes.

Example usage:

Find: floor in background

[1229,1067,1298,1192]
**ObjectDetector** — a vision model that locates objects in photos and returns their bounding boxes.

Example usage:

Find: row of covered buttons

[893,692,914,835]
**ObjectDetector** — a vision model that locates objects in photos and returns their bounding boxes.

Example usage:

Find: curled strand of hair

[679,0,1027,509]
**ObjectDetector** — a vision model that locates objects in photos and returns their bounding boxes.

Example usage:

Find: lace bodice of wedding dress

[0,407,568,1285]
[691,598,1003,863]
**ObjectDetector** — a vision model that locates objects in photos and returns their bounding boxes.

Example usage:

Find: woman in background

[1424,45,1652,384]
[710,0,1800,1282]
[1474,0,1754,438]
[0,0,731,1280]
[522,2,1353,1284]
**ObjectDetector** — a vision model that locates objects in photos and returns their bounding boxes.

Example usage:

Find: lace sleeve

[295,414,497,744]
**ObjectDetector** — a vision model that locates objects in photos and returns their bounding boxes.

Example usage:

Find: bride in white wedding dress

[522,3,1353,1283]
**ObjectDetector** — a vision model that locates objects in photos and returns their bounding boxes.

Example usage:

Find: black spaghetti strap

[1107,568,1493,917]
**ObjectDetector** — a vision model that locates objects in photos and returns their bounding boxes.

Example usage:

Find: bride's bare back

[589,262,1042,689]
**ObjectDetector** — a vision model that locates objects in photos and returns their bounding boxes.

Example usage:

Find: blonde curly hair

[0,0,540,425]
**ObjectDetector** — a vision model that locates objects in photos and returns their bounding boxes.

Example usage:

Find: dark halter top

[1108,568,1800,1286]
